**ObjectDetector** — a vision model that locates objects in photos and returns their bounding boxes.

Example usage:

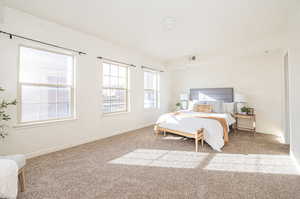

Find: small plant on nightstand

[241,106,251,115]
[175,102,181,111]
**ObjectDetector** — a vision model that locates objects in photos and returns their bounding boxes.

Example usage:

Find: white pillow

[215,101,224,113]
[223,102,235,114]
[191,101,208,111]
[188,100,195,111]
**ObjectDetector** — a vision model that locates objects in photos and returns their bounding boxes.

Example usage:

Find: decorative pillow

[192,101,207,111]
[207,101,224,113]
[223,102,235,114]
[196,104,213,113]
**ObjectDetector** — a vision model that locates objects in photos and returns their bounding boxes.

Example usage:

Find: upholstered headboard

[189,88,234,103]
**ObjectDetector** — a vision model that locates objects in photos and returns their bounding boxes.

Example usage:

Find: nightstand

[234,114,256,134]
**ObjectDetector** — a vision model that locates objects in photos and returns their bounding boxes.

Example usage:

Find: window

[102,62,128,114]
[19,46,75,123]
[144,70,159,108]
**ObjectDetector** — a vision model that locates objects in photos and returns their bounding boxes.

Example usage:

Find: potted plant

[0,87,17,139]
[175,102,181,111]
[240,106,250,115]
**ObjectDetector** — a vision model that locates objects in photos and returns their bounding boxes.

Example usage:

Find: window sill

[144,107,159,110]
[14,118,77,129]
[102,111,130,117]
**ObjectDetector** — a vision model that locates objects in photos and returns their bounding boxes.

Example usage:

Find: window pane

[119,66,126,77]
[103,75,110,88]
[103,63,110,75]
[144,71,157,89]
[144,90,156,108]
[152,74,157,89]
[111,77,118,88]
[144,72,149,89]
[102,62,128,114]
[110,64,118,76]
[21,85,72,122]
[20,47,73,85]
[57,87,71,117]
[119,77,127,88]
[144,70,158,108]
[111,89,127,112]
[19,46,74,123]
[102,89,111,113]
[102,89,127,113]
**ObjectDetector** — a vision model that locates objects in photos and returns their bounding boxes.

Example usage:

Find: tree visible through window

[19,46,75,123]
[102,62,128,114]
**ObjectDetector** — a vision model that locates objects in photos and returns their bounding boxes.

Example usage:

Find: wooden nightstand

[234,114,256,134]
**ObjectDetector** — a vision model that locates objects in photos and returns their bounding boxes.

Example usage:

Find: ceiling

[4,0,288,62]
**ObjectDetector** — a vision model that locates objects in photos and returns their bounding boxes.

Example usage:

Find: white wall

[0,1,3,24]
[168,51,285,135]
[288,0,300,166]
[0,7,170,157]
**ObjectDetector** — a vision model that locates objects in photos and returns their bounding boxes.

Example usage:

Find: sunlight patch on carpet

[204,153,300,175]
[109,149,209,169]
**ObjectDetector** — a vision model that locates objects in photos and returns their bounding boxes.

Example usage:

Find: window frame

[143,69,160,109]
[101,61,129,115]
[17,45,76,125]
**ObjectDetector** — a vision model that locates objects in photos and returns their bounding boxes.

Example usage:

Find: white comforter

[0,159,18,199]
[156,110,236,151]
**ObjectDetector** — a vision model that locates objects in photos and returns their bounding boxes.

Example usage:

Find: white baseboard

[26,123,155,159]
[25,137,96,159]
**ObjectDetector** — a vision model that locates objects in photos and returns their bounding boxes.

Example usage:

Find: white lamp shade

[235,93,247,102]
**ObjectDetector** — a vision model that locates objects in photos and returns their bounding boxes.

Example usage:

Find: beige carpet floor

[18,126,300,199]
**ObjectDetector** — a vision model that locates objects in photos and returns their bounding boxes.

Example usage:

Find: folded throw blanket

[172,111,229,143]
[195,116,229,143]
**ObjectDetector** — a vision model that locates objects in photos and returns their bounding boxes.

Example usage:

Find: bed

[154,88,236,151]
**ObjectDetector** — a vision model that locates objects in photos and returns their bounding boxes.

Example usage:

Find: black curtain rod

[141,65,164,72]
[97,56,136,68]
[0,30,87,55]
